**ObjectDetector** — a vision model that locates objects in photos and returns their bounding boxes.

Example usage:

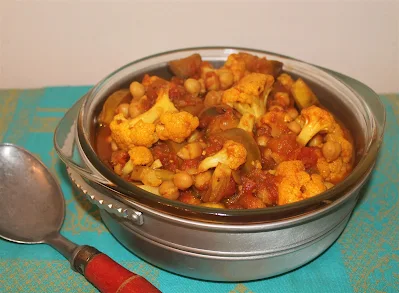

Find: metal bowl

[55,47,385,281]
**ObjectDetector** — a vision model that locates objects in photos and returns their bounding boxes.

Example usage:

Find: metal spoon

[0,143,161,293]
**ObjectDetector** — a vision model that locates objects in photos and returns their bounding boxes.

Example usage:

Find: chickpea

[204,90,222,107]
[287,121,301,134]
[129,81,145,99]
[256,135,269,147]
[173,172,193,190]
[205,72,220,91]
[159,181,180,200]
[128,96,147,118]
[322,141,342,162]
[194,171,212,190]
[184,78,201,96]
[286,108,299,120]
[177,142,203,160]
[129,101,141,118]
[218,70,234,89]
[274,92,290,107]
[308,134,323,147]
[111,141,119,151]
[115,103,129,118]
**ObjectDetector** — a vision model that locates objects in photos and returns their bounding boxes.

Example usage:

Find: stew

[95,52,354,209]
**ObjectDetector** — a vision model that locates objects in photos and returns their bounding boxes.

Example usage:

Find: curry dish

[95,52,354,209]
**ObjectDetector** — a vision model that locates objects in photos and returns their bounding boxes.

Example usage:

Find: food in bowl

[95,52,354,209]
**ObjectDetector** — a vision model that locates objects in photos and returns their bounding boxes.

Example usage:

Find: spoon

[0,143,161,293]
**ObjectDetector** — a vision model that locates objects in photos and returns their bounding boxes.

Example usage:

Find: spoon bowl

[0,143,160,293]
[0,143,64,243]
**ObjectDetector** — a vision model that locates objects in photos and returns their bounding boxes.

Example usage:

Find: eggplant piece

[201,163,232,203]
[130,166,174,182]
[98,89,131,125]
[168,54,202,78]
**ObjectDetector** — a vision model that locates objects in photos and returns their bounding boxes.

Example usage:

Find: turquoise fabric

[0,87,398,293]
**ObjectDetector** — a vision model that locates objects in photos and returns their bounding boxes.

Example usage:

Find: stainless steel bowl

[54,47,385,281]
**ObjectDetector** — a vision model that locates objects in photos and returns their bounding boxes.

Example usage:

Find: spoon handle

[74,245,161,293]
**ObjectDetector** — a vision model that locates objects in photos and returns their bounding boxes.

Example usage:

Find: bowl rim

[76,46,386,222]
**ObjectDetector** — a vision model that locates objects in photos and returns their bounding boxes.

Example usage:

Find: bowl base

[100,209,350,282]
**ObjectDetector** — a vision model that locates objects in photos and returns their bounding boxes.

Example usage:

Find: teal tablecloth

[0,87,398,293]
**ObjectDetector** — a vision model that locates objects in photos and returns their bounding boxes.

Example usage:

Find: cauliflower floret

[198,140,247,172]
[129,88,178,126]
[295,106,354,183]
[317,157,352,184]
[296,105,340,146]
[128,146,154,165]
[110,89,178,150]
[237,113,255,133]
[324,133,353,164]
[304,174,327,197]
[222,73,274,132]
[223,73,273,106]
[156,111,199,143]
[275,160,305,177]
[110,115,158,150]
[276,160,327,205]
[221,53,248,82]
[222,52,283,82]
[121,146,154,175]
[141,74,168,88]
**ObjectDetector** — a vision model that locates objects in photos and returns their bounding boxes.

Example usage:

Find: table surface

[0,87,398,293]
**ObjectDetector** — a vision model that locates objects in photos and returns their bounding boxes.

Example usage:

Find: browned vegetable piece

[180,104,205,116]
[98,89,131,124]
[204,90,223,108]
[200,202,226,208]
[198,105,232,119]
[267,60,284,78]
[201,163,232,203]
[173,172,193,190]
[130,166,174,183]
[236,52,283,77]
[291,78,320,110]
[168,54,202,78]
[198,105,239,134]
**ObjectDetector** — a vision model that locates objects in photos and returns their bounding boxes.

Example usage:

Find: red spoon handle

[85,253,161,293]
[73,246,161,293]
